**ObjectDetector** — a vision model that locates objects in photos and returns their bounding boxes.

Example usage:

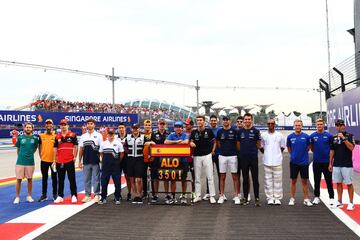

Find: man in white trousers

[260,119,285,205]
[190,115,217,204]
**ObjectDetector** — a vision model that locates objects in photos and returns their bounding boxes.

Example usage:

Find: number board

[158,157,183,181]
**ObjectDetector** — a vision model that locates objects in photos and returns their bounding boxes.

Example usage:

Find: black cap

[131,123,140,129]
[335,119,345,126]
[222,115,230,120]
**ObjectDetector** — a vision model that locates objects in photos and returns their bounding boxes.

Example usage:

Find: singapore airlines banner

[327,87,360,141]
[0,111,138,125]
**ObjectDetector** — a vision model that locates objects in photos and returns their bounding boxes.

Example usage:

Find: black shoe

[151,195,158,203]
[53,194,58,201]
[240,198,249,205]
[127,193,132,202]
[165,195,172,204]
[255,198,261,207]
[132,197,139,204]
[137,197,143,205]
[38,195,48,202]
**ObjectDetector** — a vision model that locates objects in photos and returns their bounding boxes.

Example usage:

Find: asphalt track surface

[36,153,359,240]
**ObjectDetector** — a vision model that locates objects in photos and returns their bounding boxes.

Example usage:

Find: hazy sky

[0,0,355,114]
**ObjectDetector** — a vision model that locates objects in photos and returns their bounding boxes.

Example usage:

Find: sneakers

[240,198,249,205]
[98,198,107,205]
[248,195,251,202]
[193,196,202,203]
[53,194,58,201]
[288,197,295,206]
[165,195,172,204]
[202,193,210,201]
[38,195,48,202]
[93,195,100,203]
[223,194,227,201]
[209,197,216,204]
[329,198,335,207]
[255,198,261,207]
[13,197,20,204]
[267,199,274,205]
[127,193,132,202]
[26,196,35,203]
[218,195,225,204]
[303,199,313,207]
[81,196,92,203]
[346,203,355,211]
[335,201,343,208]
[151,195,158,203]
[234,196,241,205]
[115,199,121,205]
[312,197,321,205]
[54,196,64,204]
[233,194,241,201]
[71,195,77,203]
[274,199,281,205]
[131,196,143,204]
[180,194,187,204]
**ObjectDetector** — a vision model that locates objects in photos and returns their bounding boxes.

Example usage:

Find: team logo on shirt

[21,139,26,144]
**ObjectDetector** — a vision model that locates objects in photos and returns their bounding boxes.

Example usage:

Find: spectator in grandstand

[309,118,335,206]
[98,128,124,205]
[164,121,189,204]
[142,119,152,199]
[146,119,170,203]
[190,115,216,204]
[329,119,356,211]
[117,123,131,201]
[79,118,103,203]
[38,119,57,202]
[13,122,39,204]
[237,113,261,206]
[54,119,78,204]
[124,124,149,204]
[184,118,195,199]
[286,119,312,206]
[216,115,240,204]
[203,115,220,200]
[260,118,285,205]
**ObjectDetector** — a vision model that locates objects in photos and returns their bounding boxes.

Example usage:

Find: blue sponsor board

[327,87,360,141]
[0,110,138,126]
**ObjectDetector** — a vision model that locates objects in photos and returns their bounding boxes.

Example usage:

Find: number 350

[158,169,181,180]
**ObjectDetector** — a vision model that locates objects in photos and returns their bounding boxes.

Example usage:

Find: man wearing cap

[329,119,356,210]
[216,116,240,204]
[309,118,334,206]
[118,123,131,201]
[54,119,78,204]
[98,128,124,204]
[190,115,217,204]
[79,118,103,203]
[184,118,196,198]
[13,122,39,204]
[38,119,57,202]
[146,119,170,203]
[164,121,189,204]
[142,119,152,198]
[124,123,148,204]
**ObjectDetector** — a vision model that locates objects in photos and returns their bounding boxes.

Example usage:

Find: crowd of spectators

[31,100,193,122]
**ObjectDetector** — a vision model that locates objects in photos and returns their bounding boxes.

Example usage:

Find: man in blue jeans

[79,118,103,203]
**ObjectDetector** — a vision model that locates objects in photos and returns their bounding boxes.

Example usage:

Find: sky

[0,0,356,114]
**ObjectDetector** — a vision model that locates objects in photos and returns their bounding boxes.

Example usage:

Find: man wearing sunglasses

[260,119,285,205]
[329,119,355,210]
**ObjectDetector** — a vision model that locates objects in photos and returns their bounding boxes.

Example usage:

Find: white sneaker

[209,196,216,204]
[234,196,241,205]
[335,201,343,209]
[312,197,321,205]
[223,194,227,201]
[329,198,335,207]
[202,193,210,201]
[71,195,77,203]
[267,199,274,205]
[26,196,34,203]
[274,199,281,205]
[248,195,251,201]
[93,195,100,203]
[217,195,225,204]
[303,199,313,207]
[288,197,295,206]
[193,196,202,203]
[347,203,355,211]
[54,196,64,204]
[81,196,91,203]
[13,197,20,204]
[233,193,241,201]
